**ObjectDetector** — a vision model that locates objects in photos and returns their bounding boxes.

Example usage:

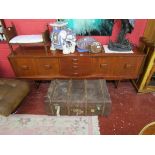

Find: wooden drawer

[36,58,59,76]
[61,57,91,64]
[9,58,36,77]
[60,57,92,76]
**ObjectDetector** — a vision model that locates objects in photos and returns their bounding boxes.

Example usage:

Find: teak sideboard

[8,47,145,80]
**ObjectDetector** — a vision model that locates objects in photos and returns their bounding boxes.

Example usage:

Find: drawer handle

[72,58,78,62]
[72,62,79,65]
[44,64,52,69]
[21,65,30,70]
[100,64,107,68]
[124,64,133,68]
[72,66,79,69]
[73,73,79,75]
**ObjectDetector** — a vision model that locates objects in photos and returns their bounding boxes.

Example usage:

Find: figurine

[108,19,135,51]
[0,34,3,41]
[49,21,76,54]
[61,31,76,54]
[49,21,68,51]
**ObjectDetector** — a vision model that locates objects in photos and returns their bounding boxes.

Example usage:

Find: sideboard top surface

[9,46,145,58]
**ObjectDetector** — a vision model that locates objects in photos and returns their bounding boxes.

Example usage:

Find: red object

[0,19,147,77]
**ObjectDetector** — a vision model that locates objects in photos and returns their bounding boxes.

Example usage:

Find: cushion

[0,79,30,116]
[9,35,43,44]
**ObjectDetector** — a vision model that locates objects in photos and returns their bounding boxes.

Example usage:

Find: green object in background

[58,19,114,36]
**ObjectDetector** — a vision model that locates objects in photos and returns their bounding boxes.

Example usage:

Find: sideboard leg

[34,80,41,89]
[114,80,120,88]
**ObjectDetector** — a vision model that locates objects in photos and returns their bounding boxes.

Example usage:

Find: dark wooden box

[45,79,111,116]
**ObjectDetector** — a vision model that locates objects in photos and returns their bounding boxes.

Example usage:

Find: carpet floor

[0,114,99,135]
[15,81,155,135]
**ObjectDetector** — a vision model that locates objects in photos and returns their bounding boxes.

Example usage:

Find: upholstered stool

[0,79,30,116]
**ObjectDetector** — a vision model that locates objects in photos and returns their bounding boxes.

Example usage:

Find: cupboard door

[93,56,144,79]
[93,57,118,76]
[36,58,59,76]
[9,58,36,77]
[118,57,144,78]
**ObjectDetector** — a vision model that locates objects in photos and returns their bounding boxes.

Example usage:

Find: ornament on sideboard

[0,34,3,41]
[2,34,6,40]
[0,26,3,33]
[89,41,103,53]
[62,33,76,54]
[108,19,135,51]
[0,21,6,42]
[0,25,4,41]
[76,37,97,52]
[49,21,76,54]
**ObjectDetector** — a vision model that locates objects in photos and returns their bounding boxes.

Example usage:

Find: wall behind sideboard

[0,19,148,78]
[4,19,148,45]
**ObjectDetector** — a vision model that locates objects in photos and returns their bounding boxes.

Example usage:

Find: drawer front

[36,58,59,76]
[61,57,91,64]
[9,58,36,77]
[60,57,92,76]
